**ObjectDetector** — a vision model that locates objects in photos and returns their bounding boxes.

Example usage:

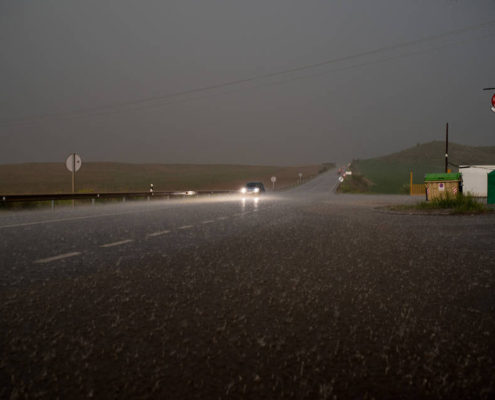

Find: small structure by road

[459,165,495,198]
[424,173,461,201]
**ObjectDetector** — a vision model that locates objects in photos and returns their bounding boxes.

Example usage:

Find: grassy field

[0,163,329,194]
[352,141,495,194]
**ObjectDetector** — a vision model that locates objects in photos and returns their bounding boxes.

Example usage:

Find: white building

[459,165,495,197]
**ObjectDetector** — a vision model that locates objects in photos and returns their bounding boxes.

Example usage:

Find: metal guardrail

[1,190,235,204]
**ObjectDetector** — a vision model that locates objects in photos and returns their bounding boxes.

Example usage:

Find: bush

[400,184,410,195]
[416,193,486,213]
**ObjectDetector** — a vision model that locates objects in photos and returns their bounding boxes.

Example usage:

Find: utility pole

[445,123,448,173]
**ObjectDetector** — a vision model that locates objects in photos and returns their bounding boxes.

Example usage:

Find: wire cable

[1,18,495,127]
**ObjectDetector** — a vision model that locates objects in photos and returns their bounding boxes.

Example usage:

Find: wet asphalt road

[1,171,494,399]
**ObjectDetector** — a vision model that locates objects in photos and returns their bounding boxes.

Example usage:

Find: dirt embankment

[336,164,374,193]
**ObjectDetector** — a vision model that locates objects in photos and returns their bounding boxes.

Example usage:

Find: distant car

[240,182,265,195]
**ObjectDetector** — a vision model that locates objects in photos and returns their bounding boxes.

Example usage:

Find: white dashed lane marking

[100,239,134,248]
[216,216,228,220]
[201,220,215,224]
[178,225,193,230]
[34,252,81,264]
[146,230,170,237]
[0,205,177,230]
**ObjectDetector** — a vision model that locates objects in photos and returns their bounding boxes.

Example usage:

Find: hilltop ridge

[373,141,495,166]
[351,141,495,194]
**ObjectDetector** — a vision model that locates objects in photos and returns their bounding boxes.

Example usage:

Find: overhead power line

[1,18,495,127]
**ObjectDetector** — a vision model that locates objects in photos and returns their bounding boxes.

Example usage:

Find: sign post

[445,123,449,173]
[298,172,302,184]
[271,176,277,191]
[65,154,82,206]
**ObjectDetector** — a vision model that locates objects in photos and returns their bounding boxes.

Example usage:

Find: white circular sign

[338,176,344,183]
[65,153,82,172]
[298,173,302,178]
[271,176,277,183]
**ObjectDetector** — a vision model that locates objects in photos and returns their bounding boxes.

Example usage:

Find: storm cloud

[1,0,494,165]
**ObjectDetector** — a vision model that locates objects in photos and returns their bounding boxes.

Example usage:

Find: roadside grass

[417,193,487,214]
[352,159,438,194]
[389,193,490,214]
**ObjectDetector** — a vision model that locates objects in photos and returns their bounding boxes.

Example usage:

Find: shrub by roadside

[337,173,374,193]
[389,193,491,215]
[417,193,487,214]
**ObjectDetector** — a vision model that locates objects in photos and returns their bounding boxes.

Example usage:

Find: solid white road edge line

[147,230,171,237]
[0,204,179,230]
[100,239,134,248]
[34,252,81,264]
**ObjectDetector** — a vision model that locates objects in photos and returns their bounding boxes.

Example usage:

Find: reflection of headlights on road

[254,197,259,203]
[185,191,196,196]
[254,187,260,193]
[240,188,247,194]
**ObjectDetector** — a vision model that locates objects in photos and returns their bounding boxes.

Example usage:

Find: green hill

[0,163,325,194]
[352,141,495,194]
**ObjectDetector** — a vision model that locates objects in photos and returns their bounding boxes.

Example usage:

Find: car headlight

[240,188,247,193]
[254,187,260,193]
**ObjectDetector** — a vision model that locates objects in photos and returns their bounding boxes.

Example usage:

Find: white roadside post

[65,153,82,208]
[298,172,302,184]
[271,176,277,191]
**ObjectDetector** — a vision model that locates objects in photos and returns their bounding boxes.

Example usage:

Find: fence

[409,171,425,196]
[410,183,425,196]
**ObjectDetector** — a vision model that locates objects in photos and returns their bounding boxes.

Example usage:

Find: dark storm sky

[1,0,495,165]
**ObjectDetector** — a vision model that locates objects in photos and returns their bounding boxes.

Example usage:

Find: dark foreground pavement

[1,172,494,399]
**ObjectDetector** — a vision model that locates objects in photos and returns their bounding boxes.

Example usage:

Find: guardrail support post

[51,200,55,210]
[91,198,95,206]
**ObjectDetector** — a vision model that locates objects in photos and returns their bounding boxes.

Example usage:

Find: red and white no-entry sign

[491,93,495,112]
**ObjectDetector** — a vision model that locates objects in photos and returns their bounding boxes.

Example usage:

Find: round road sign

[271,176,277,183]
[491,94,495,112]
[65,153,82,172]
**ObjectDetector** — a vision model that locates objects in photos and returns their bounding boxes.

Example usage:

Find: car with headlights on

[240,182,265,195]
